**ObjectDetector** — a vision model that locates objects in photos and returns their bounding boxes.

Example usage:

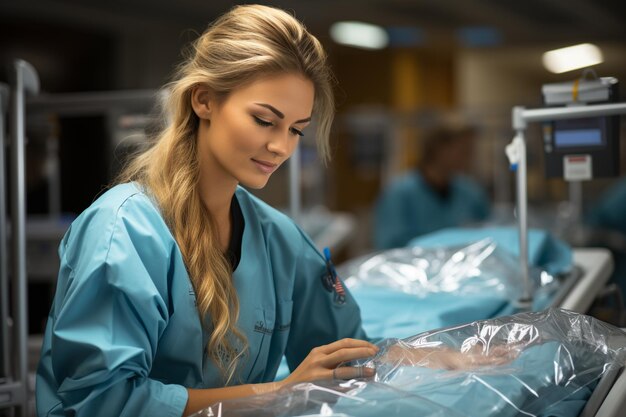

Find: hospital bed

[340,232,615,336]
[570,248,626,417]
[262,237,626,417]
[557,249,626,417]
[561,248,613,313]
[194,308,626,417]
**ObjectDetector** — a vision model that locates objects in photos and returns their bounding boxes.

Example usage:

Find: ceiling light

[330,21,389,50]
[542,43,603,74]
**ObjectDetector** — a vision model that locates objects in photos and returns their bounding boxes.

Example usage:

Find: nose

[266,130,294,158]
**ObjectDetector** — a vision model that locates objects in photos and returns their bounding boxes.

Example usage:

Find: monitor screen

[553,117,605,148]
[554,129,602,147]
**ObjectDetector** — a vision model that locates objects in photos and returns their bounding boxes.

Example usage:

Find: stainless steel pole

[9,59,40,417]
[0,83,10,383]
[521,102,626,122]
[511,106,532,309]
[515,129,532,307]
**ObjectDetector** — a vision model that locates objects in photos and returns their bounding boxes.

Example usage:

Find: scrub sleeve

[37,196,188,417]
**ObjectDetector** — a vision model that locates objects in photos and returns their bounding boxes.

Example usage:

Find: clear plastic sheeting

[192,309,626,417]
[338,239,558,302]
[191,379,465,417]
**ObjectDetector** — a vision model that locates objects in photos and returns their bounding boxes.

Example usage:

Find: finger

[316,338,378,354]
[321,347,379,367]
[333,366,376,380]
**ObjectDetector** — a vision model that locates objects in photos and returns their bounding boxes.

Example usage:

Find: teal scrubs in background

[374,171,490,249]
[587,177,626,236]
[36,183,367,417]
[586,177,626,297]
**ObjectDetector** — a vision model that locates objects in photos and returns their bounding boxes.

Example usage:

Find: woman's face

[196,73,315,190]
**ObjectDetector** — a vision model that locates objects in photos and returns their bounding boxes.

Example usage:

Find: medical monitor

[542,77,620,180]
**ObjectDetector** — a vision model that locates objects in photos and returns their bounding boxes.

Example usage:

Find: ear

[191,84,213,120]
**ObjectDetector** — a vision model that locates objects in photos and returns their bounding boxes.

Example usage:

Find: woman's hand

[282,338,379,385]
[184,339,377,416]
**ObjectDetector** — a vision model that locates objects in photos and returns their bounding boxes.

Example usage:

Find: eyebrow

[254,103,311,124]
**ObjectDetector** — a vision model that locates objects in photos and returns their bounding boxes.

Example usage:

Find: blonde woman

[36,5,377,417]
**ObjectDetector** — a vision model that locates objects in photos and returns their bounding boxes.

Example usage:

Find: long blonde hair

[116,4,335,383]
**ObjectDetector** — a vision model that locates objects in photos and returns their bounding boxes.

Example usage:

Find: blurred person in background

[374,122,490,249]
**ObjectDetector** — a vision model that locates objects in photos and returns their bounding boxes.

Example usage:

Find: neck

[197,158,237,255]
[198,174,236,220]
[196,130,238,221]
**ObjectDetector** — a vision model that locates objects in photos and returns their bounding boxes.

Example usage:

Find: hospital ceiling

[2,0,625,47]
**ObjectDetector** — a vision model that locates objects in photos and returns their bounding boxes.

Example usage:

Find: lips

[251,159,278,174]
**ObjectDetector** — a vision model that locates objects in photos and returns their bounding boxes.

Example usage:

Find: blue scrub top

[374,171,490,249]
[36,182,367,417]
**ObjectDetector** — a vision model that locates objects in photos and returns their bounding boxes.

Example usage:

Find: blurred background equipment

[542,74,620,180]
[506,76,626,311]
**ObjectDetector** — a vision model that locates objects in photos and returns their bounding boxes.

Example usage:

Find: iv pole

[508,102,626,309]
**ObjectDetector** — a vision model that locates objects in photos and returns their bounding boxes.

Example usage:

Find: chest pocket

[243,307,276,382]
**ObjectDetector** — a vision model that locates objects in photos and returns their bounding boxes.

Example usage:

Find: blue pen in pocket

[322,247,346,305]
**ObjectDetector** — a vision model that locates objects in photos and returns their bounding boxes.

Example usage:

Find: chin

[239,176,270,190]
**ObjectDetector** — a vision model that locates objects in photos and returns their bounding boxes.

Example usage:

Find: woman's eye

[253,116,273,127]
[290,128,304,137]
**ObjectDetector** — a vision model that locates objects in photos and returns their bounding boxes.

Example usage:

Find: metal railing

[1,59,40,417]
